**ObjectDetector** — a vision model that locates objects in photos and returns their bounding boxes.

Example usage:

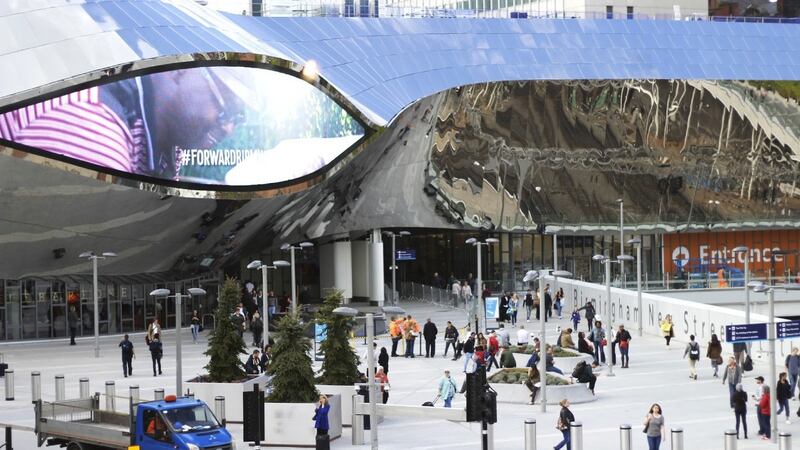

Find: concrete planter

[316,384,357,426]
[489,380,595,405]
[265,394,342,447]
[511,350,593,372]
[185,374,270,423]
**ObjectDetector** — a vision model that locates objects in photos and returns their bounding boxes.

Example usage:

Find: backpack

[572,361,587,379]
[689,343,700,360]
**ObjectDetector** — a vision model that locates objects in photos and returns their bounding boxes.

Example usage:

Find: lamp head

[747,281,765,288]
[626,238,641,246]
[382,306,406,315]
[246,260,263,270]
[101,252,117,258]
[332,306,359,317]
[78,251,94,259]
[752,285,769,293]
[398,231,411,236]
[149,288,171,297]
[187,288,207,296]
[592,254,607,262]
[465,238,477,245]
[272,260,291,267]
[299,241,314,248]
[617,254,635,262]
[280,243,291,251]
[522,270,539,283]
[485,238,500,244]
[552,270,573,278]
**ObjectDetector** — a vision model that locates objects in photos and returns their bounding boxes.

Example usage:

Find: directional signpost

[777,320,800,340]
[725,323,768,343]
[396,249,416,261]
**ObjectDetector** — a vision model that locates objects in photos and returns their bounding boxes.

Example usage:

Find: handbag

[620,340,629,349]
[601,339,608,346]
[643,418,650,434]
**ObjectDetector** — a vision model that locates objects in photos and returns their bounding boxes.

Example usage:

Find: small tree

[203,277,247,382]
[267,313,319,403]
[316,289,361,385]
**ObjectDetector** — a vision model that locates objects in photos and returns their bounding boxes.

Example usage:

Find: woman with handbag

[707,334,723,377]
[643,403,666,450]
[554,399,575,450]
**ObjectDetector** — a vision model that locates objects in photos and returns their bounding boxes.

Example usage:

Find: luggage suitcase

[422,395,439,407]
[315,433,330,450]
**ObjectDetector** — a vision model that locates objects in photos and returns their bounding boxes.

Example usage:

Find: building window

[606,5,613,19]
[626,6,634,19]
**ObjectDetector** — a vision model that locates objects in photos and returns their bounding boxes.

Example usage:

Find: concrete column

[369,229,385,306]
[320,241,353,301]
[352,241,371,299]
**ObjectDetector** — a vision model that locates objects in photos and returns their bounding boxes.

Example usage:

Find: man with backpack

[572,360,597,394]
[683,334,701,380]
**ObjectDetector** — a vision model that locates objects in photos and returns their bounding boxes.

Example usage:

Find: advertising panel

[0,66,365,187]
[662,230,800,277]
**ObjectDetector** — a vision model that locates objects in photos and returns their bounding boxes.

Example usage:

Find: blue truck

[34,394,233,450]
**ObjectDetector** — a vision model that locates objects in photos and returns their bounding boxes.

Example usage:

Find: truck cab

[131,395,233,450]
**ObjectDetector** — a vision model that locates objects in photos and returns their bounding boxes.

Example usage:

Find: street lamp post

[79,251,117,358]
[466,237,499,334]
[333,305,405,450]
[617,199,624,282]
[149,287,206,396]
[593,254,633,376]
[626,238,643,337]
[732,246,751,324]
[247,260,290,343]
[280,242,314,315]
[386,231,411,306]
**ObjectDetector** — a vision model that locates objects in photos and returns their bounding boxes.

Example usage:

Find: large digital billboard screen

[0,66,365,187]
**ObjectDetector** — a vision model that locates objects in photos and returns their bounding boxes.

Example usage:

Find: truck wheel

[66,442,85,450]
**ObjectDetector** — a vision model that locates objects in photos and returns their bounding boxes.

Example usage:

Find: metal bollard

[570,421,584,450]
[105,381,115,411]
[524,418,537,450]
[352,391,364,445]
[4,426,11,450]
[79,378,90,399]
[54,375,65,401]
[30,372,41,404]
[129,385,140,406]
[154,388,164,400]
[214,396,226,427]
[779,431,792,450]
[619,424,632,450]
[487,422,495,450]
[724,429,737,450]
[4,370,14,401]
[671,427,684,450]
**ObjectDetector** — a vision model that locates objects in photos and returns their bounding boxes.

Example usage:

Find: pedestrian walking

[660,315,674,348]
[499,292,510,323]
[508,294,518,326]
[683,334,700,380]
[577,301,596,331]
[777,372,792,423]
[68,306,79,346]
[245,349,262,374]
[588,320,606,366]
[722,357,743,408]
[313,395,330,436]
[438,370,457,408]
[733,383,748,439]
[389,316,402,357]
[378,347,389,374]
[785,347,800,397]
[149,333,163,376]
[423,318,438,358]
[643,403,666,450]
[375,367,390,404]
[554,399,575,450]
[544,284,553,319]
[486,332,500,370]
[556,287,565,319]
[616,324,632,368]
[753,376,766,437]
[707,334,723,377]
[462,333,476,372]
[758,385,771,440]
[444,321,459,357]
[524,291,534,322]
[250,311,263,347]
[119,334,134,377]
[460,281,472,307]
[190,310,201,343]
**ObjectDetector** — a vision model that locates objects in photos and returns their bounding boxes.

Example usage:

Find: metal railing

[244,2,800,23]
[399,281,468,309]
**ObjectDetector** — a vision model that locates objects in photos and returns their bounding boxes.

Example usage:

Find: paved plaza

[1,300,797,449]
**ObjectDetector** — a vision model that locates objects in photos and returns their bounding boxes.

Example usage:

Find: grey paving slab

[0,300,796,449]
